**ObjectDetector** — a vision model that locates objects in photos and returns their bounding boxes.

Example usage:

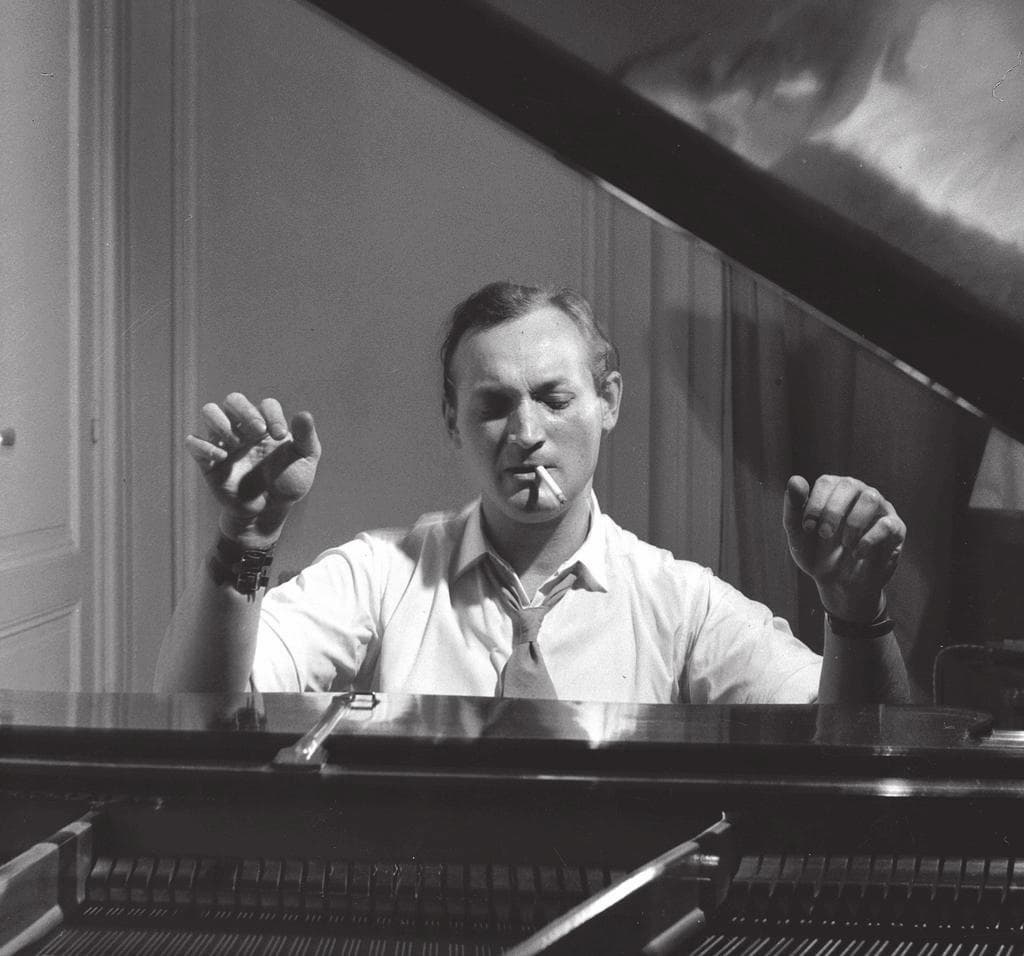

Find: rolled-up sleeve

[253,533,385,692]
[681,570,821,704]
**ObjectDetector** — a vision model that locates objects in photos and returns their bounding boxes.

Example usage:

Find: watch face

[234,550,274,597]
[237,551,272,570]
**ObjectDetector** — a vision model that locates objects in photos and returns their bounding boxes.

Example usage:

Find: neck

[482,491,592,582]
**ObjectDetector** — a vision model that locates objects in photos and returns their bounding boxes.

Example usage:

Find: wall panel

[0,0,98,691]
[0,606,79,691]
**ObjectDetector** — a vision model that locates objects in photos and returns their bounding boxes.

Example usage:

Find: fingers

[259,397,289,441]
[200,402,240,451]
[184,433,228,472]
[845,489,904,558]
[189,392,321,464]
[782,475,811,539]
[852,513,905,563]
[290,411,321,461]
[794,474,906,555]
[198,393,294,449]
[223,392,271,443]
[802,475,845,540]
[803,475,861,541]
[786,475,906,621]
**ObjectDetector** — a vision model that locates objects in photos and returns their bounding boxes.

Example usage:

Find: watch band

[209,535,275,600]
[826,609,895,639]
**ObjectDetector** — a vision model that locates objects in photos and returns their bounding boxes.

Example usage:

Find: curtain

[639,226,987,701]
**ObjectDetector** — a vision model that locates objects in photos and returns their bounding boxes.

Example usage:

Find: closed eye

[472,387,574,419]
[536,390,574,411]
[476,394,513,420]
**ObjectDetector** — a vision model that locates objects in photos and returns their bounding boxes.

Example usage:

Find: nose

[507,399,543,448]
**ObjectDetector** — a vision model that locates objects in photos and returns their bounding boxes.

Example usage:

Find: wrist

[818,586,885,625]
[208,534,276,600]
[218,513,284,551]
[825,599,894,640]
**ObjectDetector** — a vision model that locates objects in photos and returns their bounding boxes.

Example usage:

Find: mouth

[501,464,568,505]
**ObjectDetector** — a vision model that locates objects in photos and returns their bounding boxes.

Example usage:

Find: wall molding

[79,0,129,691]
[0,603,79,645]
[0,604,81,692]
[171,0,201,594]
[0,536,83,569]
[0,527,75,569]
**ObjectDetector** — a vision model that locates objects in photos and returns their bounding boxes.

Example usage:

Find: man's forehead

[451,308,591,386]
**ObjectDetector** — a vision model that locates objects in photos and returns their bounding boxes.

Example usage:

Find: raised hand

[184,392,321,547]
[783,474,905,623]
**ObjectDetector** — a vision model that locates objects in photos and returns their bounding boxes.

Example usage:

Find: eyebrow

[466,377,573,396]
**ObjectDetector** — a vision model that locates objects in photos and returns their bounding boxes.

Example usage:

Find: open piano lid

[303,0,1024,440]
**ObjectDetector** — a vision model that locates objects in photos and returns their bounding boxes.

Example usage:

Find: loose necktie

[484,558,578,699]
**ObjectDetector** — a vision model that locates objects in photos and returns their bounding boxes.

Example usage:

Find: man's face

[445,306,621,527]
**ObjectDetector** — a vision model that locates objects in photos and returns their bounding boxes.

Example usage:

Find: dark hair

[441,280,619,409]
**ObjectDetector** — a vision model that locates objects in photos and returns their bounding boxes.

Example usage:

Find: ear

[443,398,461,447]
[599,371,622,433]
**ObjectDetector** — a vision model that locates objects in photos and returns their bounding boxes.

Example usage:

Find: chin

[499,488,565,522]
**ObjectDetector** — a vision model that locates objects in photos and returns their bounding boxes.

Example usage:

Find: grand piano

[3,691,1024,955]
[6,0,1024,953]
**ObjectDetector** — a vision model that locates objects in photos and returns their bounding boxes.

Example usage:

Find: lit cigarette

[535,465,567,504]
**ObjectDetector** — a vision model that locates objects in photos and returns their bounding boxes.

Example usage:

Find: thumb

[290,411,321,461]
[783,474,810,540]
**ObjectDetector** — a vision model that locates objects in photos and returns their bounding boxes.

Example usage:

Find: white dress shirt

[253,496,821,703]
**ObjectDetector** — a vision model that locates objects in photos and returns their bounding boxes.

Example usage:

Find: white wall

[122,0,667,687]
[191,0,593,558]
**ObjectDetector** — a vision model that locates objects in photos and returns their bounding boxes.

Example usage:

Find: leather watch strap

[826,608,895,639]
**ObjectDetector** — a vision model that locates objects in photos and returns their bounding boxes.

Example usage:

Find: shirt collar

[452,493,609,592]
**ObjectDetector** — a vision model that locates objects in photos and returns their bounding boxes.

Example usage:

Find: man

[156,281,909,703]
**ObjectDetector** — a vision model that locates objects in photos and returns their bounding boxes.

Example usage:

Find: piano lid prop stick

[535,465,567,504]
[272,691,378,770]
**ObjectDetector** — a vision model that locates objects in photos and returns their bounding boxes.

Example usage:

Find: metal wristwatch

[208,535,275,600]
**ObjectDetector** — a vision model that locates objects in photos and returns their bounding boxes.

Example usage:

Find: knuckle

[811,480,834,503]
[880,515,905,539]
[835,479,859,502]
